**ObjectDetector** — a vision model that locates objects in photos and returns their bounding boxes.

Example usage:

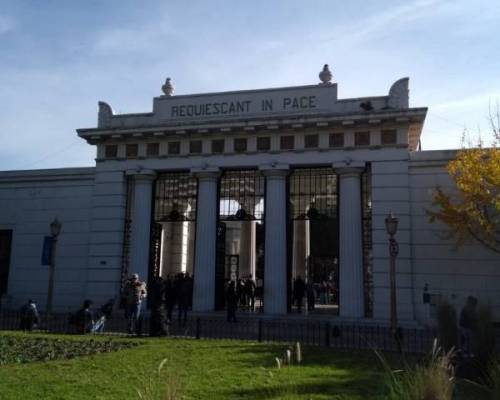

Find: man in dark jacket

[244,275,256,312]
[226,281,238,323]
[164,274,175,322]
[293,276,306,313]
[72,300,94,334]
[177,273,190,326]
[19,299,39,331]
[149,276,168,336]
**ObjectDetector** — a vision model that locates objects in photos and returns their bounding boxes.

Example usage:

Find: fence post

[325,321,331,347]
[258,319,263,342]
[195,317,201,339]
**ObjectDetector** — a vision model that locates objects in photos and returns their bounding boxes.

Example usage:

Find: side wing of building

[0,167,95,311]
[409,150,500,324]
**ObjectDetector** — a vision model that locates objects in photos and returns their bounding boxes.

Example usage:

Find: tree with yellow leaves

[428,109,500,254]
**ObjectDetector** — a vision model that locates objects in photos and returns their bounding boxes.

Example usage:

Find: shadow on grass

[232,344,385,367]
[221,373,385,400]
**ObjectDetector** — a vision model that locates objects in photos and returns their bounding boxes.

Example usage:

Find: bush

[0,334,136,364]
[482,360,500,400]
[475,305,496,366]
[436,300,459,352]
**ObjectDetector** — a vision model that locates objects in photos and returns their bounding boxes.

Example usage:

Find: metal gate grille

[154,172,198,222]
[120,177,135,291]
[288,167,339,313]
[289,168,338,220]
[362,168,373,318]
[149,172,198,280]
[219,170,265,221]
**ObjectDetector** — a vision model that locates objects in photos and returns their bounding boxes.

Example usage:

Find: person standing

[123,273,147,335]
[293,276,306,313]
[306,281,316,311]
[226,280,238,323]
[19,299,40,331]
[459,295,478,354]
[71,300,94,334]
[177,273,190,326]
[164,274,175,323]
[149,276,168,336]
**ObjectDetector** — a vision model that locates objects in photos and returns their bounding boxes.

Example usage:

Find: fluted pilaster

[260,164,289,314]
[191,168,220,312]
[334,162,365,318]
[127,170,156,283]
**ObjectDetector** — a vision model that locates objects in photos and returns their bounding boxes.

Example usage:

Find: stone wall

[0,168,95,311]
[409,150,500,325]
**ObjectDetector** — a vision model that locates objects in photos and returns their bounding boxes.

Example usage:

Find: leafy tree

[428,108,500,254]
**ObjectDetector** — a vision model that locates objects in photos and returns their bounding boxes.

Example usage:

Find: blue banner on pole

[41,236,53,266]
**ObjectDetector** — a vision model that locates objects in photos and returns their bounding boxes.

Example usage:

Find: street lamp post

[385,212,399,338]
[46,218,62,316]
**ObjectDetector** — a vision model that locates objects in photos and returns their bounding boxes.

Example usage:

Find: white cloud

[315,0,445,48]
[91,13,178,55]
[432,92,500,111]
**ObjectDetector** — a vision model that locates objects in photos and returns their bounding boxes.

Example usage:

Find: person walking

[123,273,147,335]
[226,280,238,323]
[244,275,256,312]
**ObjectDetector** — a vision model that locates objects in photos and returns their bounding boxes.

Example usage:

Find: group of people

[68,299,114,334]
[148,272,194,336]
[225,275,258,322]
[17,271,194,336]
[292,276,338,313]
[18,297,113,334]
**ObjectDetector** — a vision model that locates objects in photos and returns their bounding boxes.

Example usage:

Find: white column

[260,165,289,314]
[292,219,310,279]
[191,168,220,312]
[334,162,365,318]
[239,221,256,278]
[127,170,156,283]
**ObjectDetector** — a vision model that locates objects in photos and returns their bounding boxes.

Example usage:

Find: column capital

[125,168,156,181]
[190,166,220,181]
[259,163,289,178]
[333,160,365,176]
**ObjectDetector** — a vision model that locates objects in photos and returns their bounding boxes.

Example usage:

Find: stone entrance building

[1,66,498,325]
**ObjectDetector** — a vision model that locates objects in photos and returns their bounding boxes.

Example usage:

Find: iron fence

[0,309,454,354]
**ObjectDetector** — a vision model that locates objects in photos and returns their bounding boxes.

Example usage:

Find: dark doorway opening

[288,168,339,315]
[0,230,13,298]
[215,170,265,311]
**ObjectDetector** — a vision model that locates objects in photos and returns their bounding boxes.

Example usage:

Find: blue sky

[1,0,499,170]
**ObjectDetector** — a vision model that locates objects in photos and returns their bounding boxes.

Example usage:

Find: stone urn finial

[319,64,333,85]
[162,77,174,96]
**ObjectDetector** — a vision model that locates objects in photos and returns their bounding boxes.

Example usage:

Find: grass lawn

[0,332,488,399]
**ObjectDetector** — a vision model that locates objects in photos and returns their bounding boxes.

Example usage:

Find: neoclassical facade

[1,66,498,325]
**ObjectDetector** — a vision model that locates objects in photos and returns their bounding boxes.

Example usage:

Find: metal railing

[0,309,446,354]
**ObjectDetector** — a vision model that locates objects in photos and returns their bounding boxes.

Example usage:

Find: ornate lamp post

[46,218,62,316]
[385,212,399,337]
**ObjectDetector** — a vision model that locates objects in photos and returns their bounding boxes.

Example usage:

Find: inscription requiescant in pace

[170,96,317,118]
